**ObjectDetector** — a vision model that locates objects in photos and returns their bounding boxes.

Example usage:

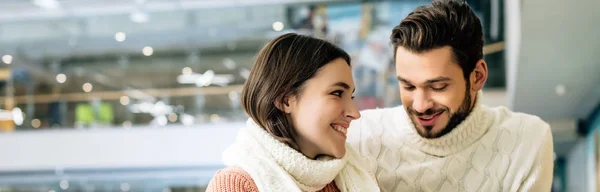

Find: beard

[406,83,474,139]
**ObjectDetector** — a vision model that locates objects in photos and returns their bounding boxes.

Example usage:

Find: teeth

[420,112,440,120]
[331,125,347,135]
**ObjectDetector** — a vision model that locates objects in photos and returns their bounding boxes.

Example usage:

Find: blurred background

[0,0,597,191]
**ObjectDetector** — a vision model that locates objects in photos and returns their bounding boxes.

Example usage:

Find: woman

[206,33,380,192]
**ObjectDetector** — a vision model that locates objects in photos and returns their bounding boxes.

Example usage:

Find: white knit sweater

[347,94,554,192]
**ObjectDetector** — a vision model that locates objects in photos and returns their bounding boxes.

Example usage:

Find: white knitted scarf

[222,119,380,192]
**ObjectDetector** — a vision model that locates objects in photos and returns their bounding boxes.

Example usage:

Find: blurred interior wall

[506,0,600,190]
[566,138,592,192]
[0,123,242,171]
[564,107,599,192]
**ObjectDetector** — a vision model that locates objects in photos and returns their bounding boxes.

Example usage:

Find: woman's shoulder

[206,167,259,192]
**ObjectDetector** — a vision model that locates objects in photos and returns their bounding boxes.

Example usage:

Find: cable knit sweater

[346,94,554,192]
[206,167,340,192]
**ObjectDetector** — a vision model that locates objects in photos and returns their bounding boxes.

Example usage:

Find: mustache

[407,107,447,116]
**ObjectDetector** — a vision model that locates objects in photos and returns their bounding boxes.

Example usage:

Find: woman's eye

[331,90,344,97]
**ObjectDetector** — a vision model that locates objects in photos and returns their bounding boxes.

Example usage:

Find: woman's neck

[296,137,321,159]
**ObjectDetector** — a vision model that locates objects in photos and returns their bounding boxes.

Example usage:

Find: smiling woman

[206,33,380,192]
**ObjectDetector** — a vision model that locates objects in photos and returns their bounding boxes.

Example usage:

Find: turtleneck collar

[400,91,493,157]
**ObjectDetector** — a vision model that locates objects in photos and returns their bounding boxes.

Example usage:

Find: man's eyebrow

[425,77,451,84]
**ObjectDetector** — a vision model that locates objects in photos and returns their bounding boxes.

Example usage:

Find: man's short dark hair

[390,0,484,79]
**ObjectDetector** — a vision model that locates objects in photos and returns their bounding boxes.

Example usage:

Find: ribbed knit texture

[209,119,380,192]
[206,167,340,192]
[346,92,554,192]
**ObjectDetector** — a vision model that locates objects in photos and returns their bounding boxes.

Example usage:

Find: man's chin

[413,118,449,138]
[409,115,449,139]
[416,126,445,139]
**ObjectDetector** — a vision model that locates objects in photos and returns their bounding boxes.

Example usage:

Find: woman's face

[282,58,361,159]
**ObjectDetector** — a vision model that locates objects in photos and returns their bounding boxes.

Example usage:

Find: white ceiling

[508,0,600,120]
[0,0,343,22]
[0,0,348,58]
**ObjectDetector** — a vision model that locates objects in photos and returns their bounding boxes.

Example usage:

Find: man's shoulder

[483,106,554,183]
[487,106,551,134]
[485,106,552,148]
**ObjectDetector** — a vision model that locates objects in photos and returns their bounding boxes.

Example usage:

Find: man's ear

[470,59,488,91]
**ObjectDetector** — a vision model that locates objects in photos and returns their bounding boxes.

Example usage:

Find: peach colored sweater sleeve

[206,167,340,192]
[206,167,259,192]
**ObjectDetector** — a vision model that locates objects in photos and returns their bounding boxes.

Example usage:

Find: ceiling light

[31,118,41,128]
[168,113,178,122]
[2,55,12,64]
[12,108,23,126]
[142,46,153,56]
[56,73,67,83]
[82,83,93,92]
[180,114,194,126]
[115,32,126,42]
[182,67,192,75]
[272,21,284,31]
[155,115,167,126]
[195,70,214,87]
[120,96,130,105]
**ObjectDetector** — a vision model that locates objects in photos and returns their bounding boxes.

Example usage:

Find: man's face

[395,46,474,139]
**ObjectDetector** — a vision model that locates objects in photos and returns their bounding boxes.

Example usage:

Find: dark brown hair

[241,33,351,151]
[391,0,484,80]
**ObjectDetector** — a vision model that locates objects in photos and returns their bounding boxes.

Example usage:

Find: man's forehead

[396,60,460,76]
[396,60,457,72]
[396,62,462,84]
[396,47,462,77]
[396,46,460,71]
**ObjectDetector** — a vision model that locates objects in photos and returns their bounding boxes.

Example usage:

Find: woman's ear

[274,94,296,114]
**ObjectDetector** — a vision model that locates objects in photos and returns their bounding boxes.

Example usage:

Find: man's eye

[432,85,448,91]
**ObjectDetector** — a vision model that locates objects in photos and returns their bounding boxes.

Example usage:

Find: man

[346,0,554,191]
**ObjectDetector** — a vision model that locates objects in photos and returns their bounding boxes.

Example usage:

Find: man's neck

[403,91,492,156]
